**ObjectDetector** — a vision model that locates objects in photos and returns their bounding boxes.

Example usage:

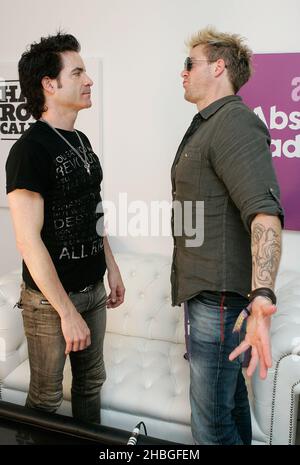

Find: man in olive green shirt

[171,27,283,445]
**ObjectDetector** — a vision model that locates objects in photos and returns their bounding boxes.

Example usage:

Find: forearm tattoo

[251,222,281,289]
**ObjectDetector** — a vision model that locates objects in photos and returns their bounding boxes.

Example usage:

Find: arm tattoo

[251,222,281,290]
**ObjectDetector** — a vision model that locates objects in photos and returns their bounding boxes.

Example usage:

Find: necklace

[40,119,91,175]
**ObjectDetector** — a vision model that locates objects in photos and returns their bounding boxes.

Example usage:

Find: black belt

[24,279,103,295]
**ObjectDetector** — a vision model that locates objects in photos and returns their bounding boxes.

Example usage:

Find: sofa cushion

[106,254,185,344]
[0,271,26,356]
[102,333,190,424]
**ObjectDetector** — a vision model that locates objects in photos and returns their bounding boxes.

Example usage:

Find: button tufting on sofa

[0,252,300,444]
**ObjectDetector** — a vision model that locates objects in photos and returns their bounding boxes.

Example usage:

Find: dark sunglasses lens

[185,57,192,71]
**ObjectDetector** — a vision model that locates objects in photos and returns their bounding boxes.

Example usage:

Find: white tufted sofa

[0,250,300,445]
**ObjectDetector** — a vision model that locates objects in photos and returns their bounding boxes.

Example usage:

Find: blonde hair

[186,26,253,93]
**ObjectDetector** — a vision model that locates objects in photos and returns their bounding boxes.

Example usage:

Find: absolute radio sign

[239,53,300,231]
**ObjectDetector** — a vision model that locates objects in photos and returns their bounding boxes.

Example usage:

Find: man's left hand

[229,296,276,379]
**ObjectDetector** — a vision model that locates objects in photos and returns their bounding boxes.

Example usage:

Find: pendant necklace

[40,119,91,175]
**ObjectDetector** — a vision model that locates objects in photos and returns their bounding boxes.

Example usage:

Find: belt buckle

[79,284,94,293]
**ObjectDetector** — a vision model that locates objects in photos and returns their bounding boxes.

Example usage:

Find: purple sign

[239,53,300,231]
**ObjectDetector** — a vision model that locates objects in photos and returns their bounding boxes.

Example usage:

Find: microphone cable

[127,421,147,445]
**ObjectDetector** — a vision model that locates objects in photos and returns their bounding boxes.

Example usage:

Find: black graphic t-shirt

[6,120,106,292]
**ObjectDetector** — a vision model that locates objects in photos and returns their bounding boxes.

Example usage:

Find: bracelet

[232,288,276,334]
[232,303,252,333]
[248,287,277,305]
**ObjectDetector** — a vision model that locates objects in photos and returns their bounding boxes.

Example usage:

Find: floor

[0,415,299,445]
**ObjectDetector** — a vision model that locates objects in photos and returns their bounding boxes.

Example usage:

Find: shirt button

[184,153,188,157]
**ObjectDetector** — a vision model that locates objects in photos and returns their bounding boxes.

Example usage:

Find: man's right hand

[60,310,91,355]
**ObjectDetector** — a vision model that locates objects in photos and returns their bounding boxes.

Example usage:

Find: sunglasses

[184,57,224,72]
[184,57,211,72]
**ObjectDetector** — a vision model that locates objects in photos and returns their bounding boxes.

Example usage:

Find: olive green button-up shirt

[171,95,284,306]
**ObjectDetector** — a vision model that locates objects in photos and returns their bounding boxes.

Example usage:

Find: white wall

[1,0,300,275]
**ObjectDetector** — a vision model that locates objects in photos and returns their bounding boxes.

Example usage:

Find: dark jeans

[187,292,252,445]
[19,280,107,424]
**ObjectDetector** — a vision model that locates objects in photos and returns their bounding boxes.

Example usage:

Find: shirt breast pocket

[175,150,201,199]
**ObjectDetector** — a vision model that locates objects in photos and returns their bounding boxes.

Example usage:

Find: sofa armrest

[0,270,27,385]
[250,270,300,445]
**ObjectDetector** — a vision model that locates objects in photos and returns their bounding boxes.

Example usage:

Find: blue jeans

[187,292,252,445]
[19,280,107,424]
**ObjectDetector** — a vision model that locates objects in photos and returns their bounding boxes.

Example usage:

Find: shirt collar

[199,95,242,120]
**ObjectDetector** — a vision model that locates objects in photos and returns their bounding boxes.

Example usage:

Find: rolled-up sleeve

[210,106,284,233]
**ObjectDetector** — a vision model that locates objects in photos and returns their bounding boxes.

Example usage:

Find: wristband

[248,287,277,305]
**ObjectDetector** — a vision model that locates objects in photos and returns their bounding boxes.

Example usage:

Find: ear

[213,58,226,77]
[41,76,55,95]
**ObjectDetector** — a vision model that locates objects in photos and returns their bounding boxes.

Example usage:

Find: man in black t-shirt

[5,33,125,423]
